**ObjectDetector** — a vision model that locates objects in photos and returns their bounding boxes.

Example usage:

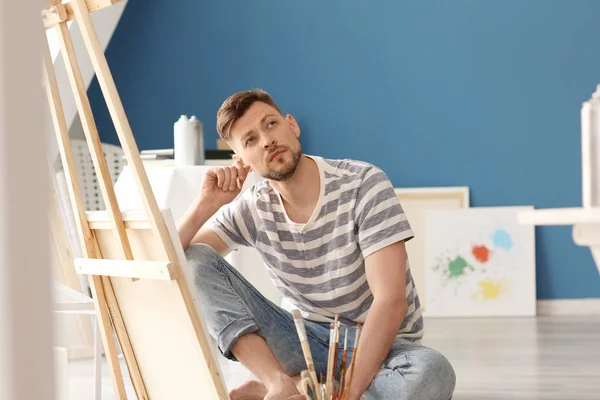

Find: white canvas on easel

[394,187,469,313]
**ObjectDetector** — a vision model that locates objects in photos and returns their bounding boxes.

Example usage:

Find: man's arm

[346,240,408,400]
[177,160,251,255]
[176,196,231,256]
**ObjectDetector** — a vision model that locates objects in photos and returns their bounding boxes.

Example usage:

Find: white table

[518,207,600,275]
[113,164,282,306]
[519,98,600,276]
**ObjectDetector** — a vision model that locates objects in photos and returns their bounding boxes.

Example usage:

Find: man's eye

[268,121,277,127]
[245,137,255,146]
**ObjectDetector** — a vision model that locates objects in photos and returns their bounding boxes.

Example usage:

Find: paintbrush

[300,370,316,400]
[292,310,322,400]
[342,323,362,400]
[319,372,323,400]
[332,320,340,399]
[325,322,335,399]
[337,328,349,399]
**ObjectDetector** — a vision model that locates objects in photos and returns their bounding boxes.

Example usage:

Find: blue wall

[89,0,600,299]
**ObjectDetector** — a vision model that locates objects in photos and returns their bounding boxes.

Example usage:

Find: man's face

[229,101,302,181]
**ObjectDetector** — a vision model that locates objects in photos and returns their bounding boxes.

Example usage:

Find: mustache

[267,146,287,161]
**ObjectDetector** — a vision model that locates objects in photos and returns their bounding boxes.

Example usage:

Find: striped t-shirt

[208,155,423,342]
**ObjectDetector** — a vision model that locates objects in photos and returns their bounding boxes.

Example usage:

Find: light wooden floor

[423,316,600,399]
[64,315,600,399]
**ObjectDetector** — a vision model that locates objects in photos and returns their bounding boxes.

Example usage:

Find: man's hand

[200,156,251,209]
[176,156,251,252]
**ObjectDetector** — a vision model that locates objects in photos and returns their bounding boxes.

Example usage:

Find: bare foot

[264,375,301,400]
[229,380,268,400]
[229,375,301,400]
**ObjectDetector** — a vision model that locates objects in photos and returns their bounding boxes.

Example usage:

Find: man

[177,89,456,400]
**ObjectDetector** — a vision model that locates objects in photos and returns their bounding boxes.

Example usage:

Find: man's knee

[378,347,455,400]
[365,346,455,400]
[185,243,220,264]
[184,243,223,287]
[420,349,456,400]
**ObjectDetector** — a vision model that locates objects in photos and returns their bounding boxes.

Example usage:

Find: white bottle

[174,115,195,166]
[581,84,600,207]
[190,115,205,165]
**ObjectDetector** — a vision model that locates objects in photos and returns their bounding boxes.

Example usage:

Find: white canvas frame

[394,187,470,314]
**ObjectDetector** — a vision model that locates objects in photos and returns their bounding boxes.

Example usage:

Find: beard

[263,145,302,181]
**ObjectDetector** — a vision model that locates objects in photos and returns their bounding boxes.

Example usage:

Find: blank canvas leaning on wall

[394,187,470,314]
[424,206,536,318]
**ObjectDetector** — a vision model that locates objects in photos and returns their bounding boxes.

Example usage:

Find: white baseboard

[537,298,600,316]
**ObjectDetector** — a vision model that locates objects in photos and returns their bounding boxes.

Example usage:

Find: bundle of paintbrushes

[292,310,362,400]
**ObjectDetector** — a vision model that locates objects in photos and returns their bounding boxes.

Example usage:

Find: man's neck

[269,155,320,220]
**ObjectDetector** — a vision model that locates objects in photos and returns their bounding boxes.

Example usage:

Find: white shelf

[518,207,600,226]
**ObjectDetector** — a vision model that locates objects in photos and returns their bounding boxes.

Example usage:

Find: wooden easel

[42,1,229,398]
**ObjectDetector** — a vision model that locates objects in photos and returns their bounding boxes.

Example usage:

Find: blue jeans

[185,244,456,400]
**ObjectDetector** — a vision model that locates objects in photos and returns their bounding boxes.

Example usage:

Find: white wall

[0,0,53,399]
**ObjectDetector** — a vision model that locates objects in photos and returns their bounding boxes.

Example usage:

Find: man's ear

[232,154,251,171]
[286,114,300,138]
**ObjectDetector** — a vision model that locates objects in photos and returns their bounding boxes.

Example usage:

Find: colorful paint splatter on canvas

[432,228,513,300]
[425,207,536,317]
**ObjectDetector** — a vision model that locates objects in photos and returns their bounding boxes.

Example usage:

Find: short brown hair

[216,89,283,140]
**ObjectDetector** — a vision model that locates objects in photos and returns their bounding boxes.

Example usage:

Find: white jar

[190,115,205,165]
[174,115,196,166]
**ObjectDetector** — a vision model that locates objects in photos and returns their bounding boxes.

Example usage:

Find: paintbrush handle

[299,340,315,370]
[344,354,358,398]
[292,310,322,400]
[301,370,318,399]
[337,350,348,398]
[292,313,314,363]
[343,324,362,400]
[333,321,340,383]
[325,324,335,399]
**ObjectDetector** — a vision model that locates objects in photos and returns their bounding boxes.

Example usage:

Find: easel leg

[88,275,128,399]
